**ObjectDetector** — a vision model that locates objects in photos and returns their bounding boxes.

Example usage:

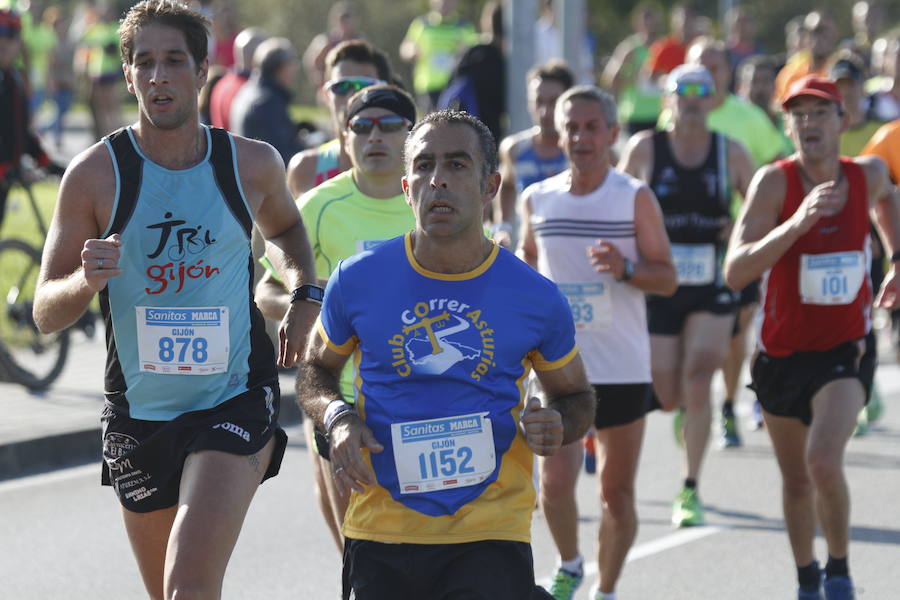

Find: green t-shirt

[23,21,55,89]
[658,94,786,167]
[840,119,885,157]
[403,13,478,94]
[83,22,121,79]
[296,170,416,399]
[617,40,661,124]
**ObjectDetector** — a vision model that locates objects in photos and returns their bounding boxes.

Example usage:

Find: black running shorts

[749,333,876,426]
[593,383,655,430]
[342,538,551,600]
[647,285,738,336]
[101,385,287,513]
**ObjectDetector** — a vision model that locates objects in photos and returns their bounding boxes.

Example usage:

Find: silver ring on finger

[97,258,104,269]
[334,465,344,474]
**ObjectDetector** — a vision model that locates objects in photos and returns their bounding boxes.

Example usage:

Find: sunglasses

[675,82,712,98]
[348,114,410,135]
[326,77,384,96]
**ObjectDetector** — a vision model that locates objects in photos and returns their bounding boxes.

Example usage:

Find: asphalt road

[2,373,899,600]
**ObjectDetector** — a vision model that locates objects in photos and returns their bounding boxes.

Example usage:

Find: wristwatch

[617,258,634,282]
[290,284,325,305]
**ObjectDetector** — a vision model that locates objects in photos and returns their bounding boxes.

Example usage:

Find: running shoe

[798,585,823,600]
[752,400,765,430]
[866,383,883,423]
[673,409,684,447]
[719,412,742,448]
[548,567,583,600]
[823,575,855,599]
[671,487,704,527]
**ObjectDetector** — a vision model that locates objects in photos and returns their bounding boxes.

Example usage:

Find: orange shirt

[773,52,827,103]
[861,119,900,183]
[646,35,686,76]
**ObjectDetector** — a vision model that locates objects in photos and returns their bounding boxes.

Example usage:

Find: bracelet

[891,251,900,263]
[323,400,357,434]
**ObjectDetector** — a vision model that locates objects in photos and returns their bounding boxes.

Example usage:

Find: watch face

[293,284,325,304]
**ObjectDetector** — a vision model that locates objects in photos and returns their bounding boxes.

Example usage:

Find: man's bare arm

[298,326,381,495]
[237,138,318,366]
[516,189,538,268]
[614,186,676,295]
[533,354,595,448]
[34,144,116,333]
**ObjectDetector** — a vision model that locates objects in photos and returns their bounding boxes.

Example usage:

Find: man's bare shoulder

[62,141,116,202]
[286,147,321,196]
[232,135,284,170]
[748,163,787,200]
[621,129,656,163]
[499,128,537,160]
[854,154,890,198]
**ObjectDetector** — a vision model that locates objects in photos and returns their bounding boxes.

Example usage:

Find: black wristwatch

[290,284,325,305]
[617,258,634,282]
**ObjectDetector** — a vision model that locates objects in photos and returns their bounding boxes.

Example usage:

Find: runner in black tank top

[618,64,755,530]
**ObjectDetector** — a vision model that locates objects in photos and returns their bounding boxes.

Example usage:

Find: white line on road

[538,525,726,585]
[625,525,725,563]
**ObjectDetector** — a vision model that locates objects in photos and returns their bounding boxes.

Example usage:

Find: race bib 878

[135,306,229,375]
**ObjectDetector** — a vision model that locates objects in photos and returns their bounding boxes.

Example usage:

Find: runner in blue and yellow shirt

[296,110,595,600]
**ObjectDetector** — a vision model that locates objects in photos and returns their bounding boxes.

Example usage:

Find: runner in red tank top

[724,75,900,600]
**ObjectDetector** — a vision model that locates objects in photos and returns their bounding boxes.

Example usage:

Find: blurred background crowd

[2,0,899,164]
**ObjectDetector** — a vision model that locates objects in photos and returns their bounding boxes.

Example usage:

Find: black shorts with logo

[647,284,738,335]
[593,383,655,430]
[749,333,876,426]
[101,384,288,513]
[342,538,552,600]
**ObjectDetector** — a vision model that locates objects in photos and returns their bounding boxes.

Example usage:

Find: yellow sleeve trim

[316,318,357,356]
[530,346,579,371]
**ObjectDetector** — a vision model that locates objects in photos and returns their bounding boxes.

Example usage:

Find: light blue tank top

[100,126,277,420]
[514,139,568,194]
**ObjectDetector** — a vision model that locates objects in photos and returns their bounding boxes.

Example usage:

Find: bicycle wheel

[0,238,69,391]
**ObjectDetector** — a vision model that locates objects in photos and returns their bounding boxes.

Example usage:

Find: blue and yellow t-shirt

[318,233,578,544]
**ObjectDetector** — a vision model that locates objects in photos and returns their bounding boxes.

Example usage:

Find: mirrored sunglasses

[676,82,712,98]
[348,114,410,135]
[326,77,384,96]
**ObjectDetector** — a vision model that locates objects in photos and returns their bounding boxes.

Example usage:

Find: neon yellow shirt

[403,13,478,94]
[299,171,415,398]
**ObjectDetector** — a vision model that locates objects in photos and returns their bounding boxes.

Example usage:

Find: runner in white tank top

[519,86,676,600]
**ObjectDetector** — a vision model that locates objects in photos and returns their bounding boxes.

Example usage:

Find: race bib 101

[391,412,496,494]
[799,251,866,305]
[135,306,229,375]
[672,243,716,286]
[558,282,612,331]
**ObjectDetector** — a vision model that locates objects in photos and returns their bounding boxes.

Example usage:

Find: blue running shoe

[798,586,823,600]
[823,575,855,600]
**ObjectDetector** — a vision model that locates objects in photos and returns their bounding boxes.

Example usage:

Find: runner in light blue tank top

[101,125,277,420]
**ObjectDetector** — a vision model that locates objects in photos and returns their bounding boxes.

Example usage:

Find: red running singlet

[757,158,872,357]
